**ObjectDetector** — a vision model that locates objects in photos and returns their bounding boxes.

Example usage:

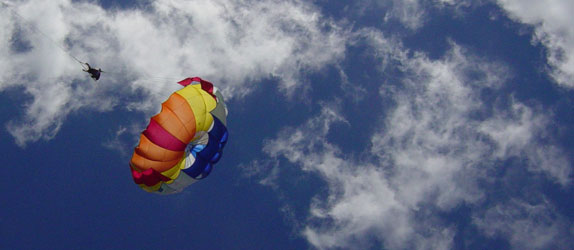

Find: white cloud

[496,0,574,88]
[474,199,573,249]
[479,101,571,186]
[383,0,426,30]
[0,0,347,146]
[349,0,474,30]
[6,81,71,146]
[348,0,426,30]
[255,36,572,249]
[370,43,508,211]
[262,103,457,249]
[262,103,418,249]
[101,125,144,158]
[239,159,282,189]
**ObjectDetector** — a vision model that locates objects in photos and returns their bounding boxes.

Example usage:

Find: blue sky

[1,0,573,249]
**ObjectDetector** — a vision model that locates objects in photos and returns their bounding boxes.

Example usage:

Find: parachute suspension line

[2,2,85,66]
[143,75,182,81]
[131,73,184,83]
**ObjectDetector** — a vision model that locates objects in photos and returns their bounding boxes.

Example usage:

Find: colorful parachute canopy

[130,77,228,194]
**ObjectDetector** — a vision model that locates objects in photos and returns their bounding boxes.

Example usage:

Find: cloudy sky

[1,0,573,249]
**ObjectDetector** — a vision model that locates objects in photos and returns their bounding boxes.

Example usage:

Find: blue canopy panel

[182,116,228,179]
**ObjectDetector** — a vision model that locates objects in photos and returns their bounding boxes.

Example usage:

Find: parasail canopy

[129,77,228,194]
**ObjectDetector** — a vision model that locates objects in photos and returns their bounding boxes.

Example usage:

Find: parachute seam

[173,93,196,141]
[161,102,190,144]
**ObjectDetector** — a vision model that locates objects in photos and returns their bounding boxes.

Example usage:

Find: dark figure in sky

[83,63,103,81]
